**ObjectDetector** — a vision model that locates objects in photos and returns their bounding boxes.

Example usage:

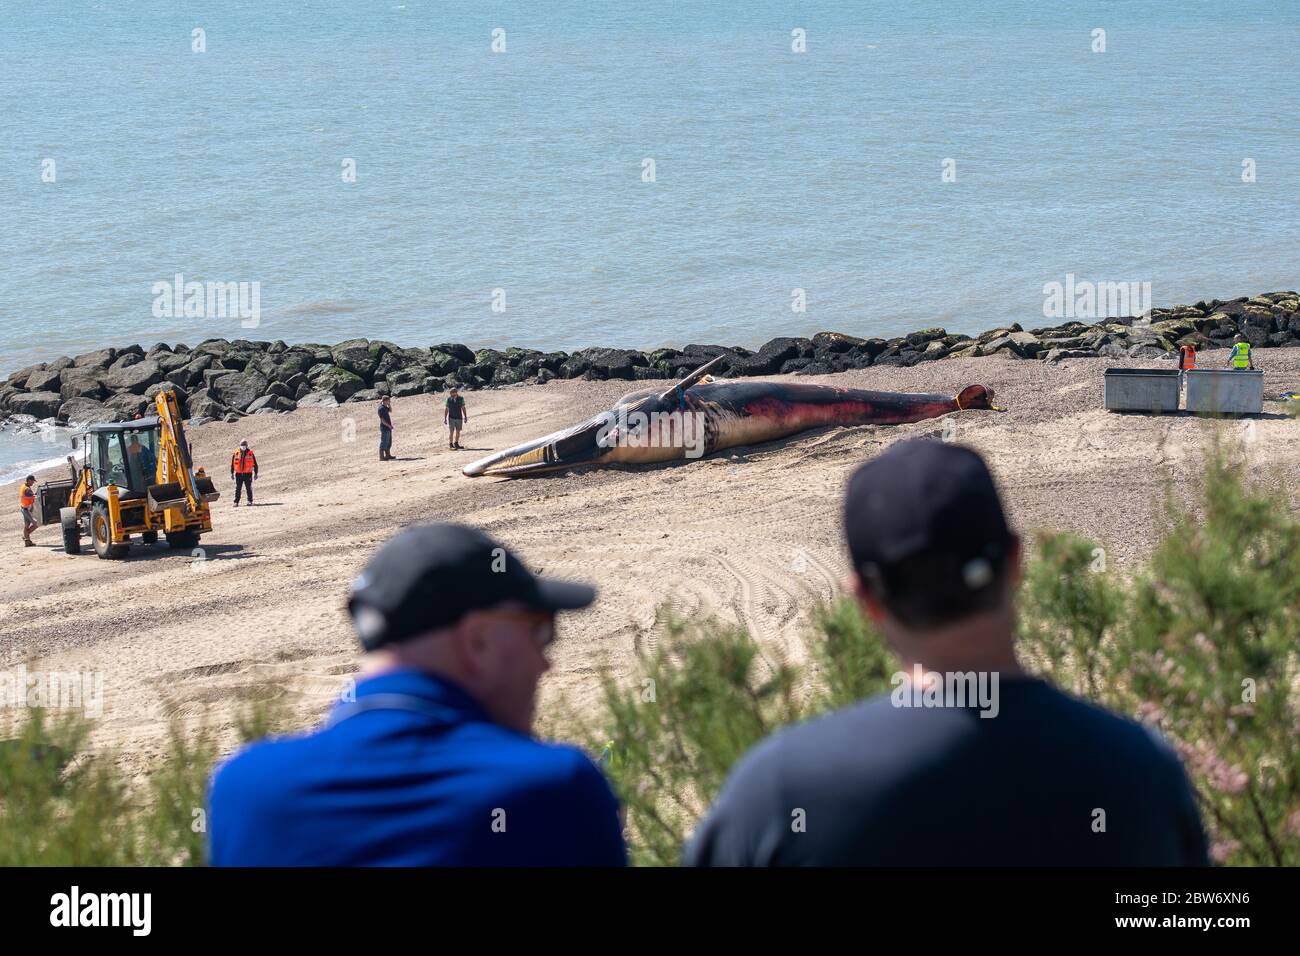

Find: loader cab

[86,418,161,498]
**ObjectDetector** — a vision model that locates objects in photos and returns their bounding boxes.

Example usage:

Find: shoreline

[3,289,1297,429]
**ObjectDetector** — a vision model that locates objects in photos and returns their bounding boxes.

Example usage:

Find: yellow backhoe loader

[33,389,219,558]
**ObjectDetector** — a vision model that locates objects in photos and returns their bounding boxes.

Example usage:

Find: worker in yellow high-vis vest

[1228,334,1254,371]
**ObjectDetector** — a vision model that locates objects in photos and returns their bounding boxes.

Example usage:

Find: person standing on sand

[230,441,258,507]
[685,440,1208,867]
[445,387,467,449]
[1229,334,1254,371]
[207,522,625,866]
[20,475,38,547]
[378,395,395,461]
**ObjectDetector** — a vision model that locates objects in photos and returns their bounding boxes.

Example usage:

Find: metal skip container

[1184,369,1264,415]
[1103,368,1181,413]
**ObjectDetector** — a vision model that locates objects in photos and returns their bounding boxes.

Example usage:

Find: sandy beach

[3,352,1299,776]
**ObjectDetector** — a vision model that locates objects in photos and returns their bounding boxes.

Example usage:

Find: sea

[2,0,1297,479]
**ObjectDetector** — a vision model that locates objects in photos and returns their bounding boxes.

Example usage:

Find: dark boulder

[559,355,591,379]
[504,347,543,366]
[144,381,187,405]
[732,338,809,376]
[155,351,194,374]
[73,347,117,369]
[331,341,389,380]
[432,343,476,366]
[202,368,235,390]
[811,332,866,354]
[390,381,424,398]
[310,366,366,402]
[426,348,470,375]
[216,350,253,373]
[576,347,648,380]
[57,397,113,425]
[107,352,142,374]
[1044,348,1099,363]
[9,391,63,419]
[492,366,527,386]
[23,366,63,392]
[106,392,149,419]
[247,394,297,414]
[186,389,231,420]
[104,359,164,394]
[6,365,37,386]
[874,348,921,368]
[59,368,107,401]
[905,327,946,348]
[210,370,270,412]
[166,353,213,389]
[463,361,499,384]
[296,390,339,409]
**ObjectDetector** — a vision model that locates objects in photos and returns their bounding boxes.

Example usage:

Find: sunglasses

[478,608,556,649]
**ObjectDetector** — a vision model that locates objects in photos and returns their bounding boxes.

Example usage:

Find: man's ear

[449,615,488,677]
[850,573,889,624]
[1005,535,1023,589]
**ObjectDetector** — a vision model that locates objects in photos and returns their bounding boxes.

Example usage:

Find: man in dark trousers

[444,387,466,450]
[230,440,258,507]
[378,395,394,461]
[208,522,625,866]
[20,475,38,547]
[685,439,1208,867]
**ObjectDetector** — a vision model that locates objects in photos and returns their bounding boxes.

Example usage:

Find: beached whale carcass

[462,356,1003,478]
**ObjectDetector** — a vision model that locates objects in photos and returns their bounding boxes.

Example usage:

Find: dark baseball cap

[844,439,1014,615]
[347,523,596,650]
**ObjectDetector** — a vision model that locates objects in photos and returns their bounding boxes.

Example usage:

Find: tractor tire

[91,503,128,560]
[60,507,80,555]
[165,529,201,551]
[142,531,159,545]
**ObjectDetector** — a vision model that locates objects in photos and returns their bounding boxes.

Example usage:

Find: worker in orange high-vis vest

[231,441,259,507]
[1178,342,1197,372]
[19,474,38,547]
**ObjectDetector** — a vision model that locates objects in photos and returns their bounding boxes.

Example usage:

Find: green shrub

[0,698,288,866]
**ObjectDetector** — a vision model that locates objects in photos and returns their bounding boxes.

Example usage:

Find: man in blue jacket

[208,523,625,866]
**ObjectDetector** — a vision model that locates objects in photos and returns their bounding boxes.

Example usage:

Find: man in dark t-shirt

[378,396,394,461]
[444,388,467,450]
[684,440,1208,867]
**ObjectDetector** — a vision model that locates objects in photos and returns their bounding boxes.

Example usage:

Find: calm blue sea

[1,0,1297,477]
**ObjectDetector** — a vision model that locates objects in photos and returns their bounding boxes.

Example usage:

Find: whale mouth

[462,414,613,478]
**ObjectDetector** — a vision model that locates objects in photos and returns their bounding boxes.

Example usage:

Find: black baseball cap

[347,523,596,650]
[844,439,1014,615]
